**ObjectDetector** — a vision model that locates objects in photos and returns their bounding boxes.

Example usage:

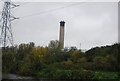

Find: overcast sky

[0,2,118,50]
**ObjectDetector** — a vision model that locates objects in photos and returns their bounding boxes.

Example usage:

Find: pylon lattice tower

[0,0,19,49]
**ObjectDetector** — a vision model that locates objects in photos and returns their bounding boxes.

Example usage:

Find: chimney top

[60,21,65,26]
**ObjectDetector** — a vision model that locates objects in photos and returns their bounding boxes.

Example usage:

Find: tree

[48,40,61,50]
[16,42,35,60]
[45,40,62,63]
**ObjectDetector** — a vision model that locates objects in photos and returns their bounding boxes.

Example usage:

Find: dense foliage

[2,40,119,79]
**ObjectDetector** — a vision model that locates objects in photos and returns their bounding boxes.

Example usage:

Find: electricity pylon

[0,0,19,49]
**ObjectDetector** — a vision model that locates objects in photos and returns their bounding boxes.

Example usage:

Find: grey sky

[0,2,118,50]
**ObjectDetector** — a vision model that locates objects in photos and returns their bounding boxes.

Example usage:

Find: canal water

[2,73,71,81]
[2,73,34,79]
[2,73,52,81]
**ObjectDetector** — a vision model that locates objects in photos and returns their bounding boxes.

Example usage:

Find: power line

[15,2,30,7]
[20,2,87,19]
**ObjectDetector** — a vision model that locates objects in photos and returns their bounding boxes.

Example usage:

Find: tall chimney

[59,21,65,49]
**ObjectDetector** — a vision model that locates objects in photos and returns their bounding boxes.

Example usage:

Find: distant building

[81,49,87,53]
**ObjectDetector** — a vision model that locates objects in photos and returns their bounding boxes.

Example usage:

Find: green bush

[92,72,118,79]
[36,65,94,79]
[36,65,57,78]
[36,67,72,79]
[36,70,47,78]
[52,69,72,79]
[72,69,94,79]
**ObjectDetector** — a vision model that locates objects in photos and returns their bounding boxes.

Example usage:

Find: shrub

[92,72,118,79]
[19,63,31,75]
[52,69,72,79]
[77,57,87,63]
[60,60,74,70]
[72,69,94,79]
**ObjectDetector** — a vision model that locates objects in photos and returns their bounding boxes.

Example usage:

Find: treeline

[2,40,119,79]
